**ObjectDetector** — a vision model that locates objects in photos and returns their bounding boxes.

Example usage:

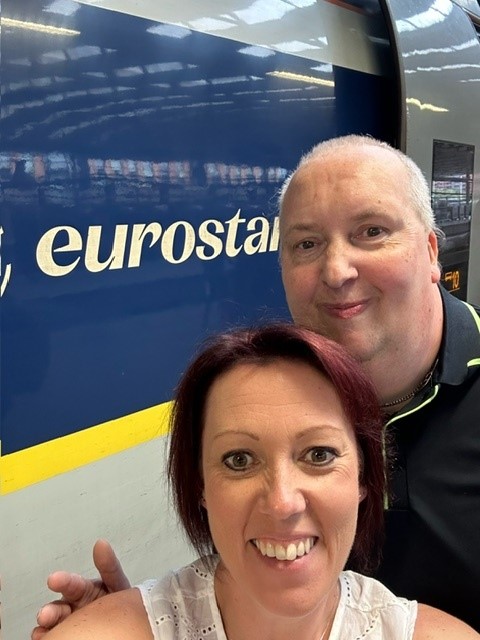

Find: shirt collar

[436,285,480,386]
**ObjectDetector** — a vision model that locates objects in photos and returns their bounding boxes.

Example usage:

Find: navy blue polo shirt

[375,285,480,630]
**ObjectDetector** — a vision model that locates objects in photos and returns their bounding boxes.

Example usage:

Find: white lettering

[161,221,195,264]
[36,226,82,276]
[196,219,224,260]
[244,217,270,255]
[128,223,162,268]
[225,209,245,257]
[85,225,128,272]
[269,216,280,252]
[35,211,280,278]
[0,226,12,296]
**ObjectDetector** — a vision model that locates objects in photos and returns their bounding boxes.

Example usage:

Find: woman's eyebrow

[212,430,260,442]
[296,425,349,439]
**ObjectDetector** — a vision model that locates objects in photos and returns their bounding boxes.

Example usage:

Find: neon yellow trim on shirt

[462,300,480,333]
[385,384,440,428]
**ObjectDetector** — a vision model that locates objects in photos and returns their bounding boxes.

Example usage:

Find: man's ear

[428,230,441,284]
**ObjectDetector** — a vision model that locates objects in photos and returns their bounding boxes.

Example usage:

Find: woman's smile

[202,358,362,618]
[252,536,318,561]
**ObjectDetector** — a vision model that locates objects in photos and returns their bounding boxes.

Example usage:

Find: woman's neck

[214,562,340,640]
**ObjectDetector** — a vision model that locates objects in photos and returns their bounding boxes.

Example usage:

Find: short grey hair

[278,134,441,237]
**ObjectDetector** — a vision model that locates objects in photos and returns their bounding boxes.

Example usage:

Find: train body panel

[1,0,393,463]
[382,0,480,300]
[0,0,479,636]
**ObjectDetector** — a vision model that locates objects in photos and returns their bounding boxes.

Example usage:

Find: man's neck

[367,289,444,408]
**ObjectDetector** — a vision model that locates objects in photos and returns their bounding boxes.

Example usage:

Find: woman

[43,324,479,640]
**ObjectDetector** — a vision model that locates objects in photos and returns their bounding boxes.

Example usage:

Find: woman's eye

[303,447,337,466]
[223,451,254,471]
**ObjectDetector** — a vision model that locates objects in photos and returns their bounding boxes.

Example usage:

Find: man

[32,136,480,637]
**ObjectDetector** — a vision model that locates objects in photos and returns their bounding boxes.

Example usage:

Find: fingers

[93,539,131,592]
[31,541,129,639]
[35,600,72,630]
[32,551,122,638]
[46,571,92,604]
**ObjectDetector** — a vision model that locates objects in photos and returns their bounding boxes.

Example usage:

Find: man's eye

[296,240,316,250]
[223,451,254,471]
[303,447,337,466]
[360,226,385,238]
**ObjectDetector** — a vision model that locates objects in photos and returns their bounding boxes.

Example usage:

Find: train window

[431,140,475,300]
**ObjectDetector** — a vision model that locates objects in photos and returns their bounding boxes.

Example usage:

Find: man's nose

[321,243,358,289]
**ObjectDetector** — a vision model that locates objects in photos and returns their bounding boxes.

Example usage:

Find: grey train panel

[381,0,480,302]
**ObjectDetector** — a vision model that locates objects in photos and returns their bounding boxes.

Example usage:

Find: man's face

[280,146,441,365]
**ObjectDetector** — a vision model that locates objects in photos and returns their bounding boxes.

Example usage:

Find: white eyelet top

[137,556,417,640]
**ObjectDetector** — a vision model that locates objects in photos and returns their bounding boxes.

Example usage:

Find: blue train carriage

[1,1,480,637]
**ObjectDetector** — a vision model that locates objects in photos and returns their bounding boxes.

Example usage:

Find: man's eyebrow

[282,222,320,233]
[350,211,391,222]
[283,211,390,232]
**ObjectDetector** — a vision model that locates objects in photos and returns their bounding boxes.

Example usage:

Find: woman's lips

[252,537,317,561]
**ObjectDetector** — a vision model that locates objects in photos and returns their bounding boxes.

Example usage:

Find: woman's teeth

[253,537,316,561]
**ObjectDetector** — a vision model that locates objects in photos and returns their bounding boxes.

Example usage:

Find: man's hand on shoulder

[31,540,131,640]
[37,588,151,640]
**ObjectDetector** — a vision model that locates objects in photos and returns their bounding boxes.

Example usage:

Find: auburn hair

[168,323,385,573]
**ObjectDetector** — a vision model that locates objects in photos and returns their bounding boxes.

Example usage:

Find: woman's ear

[358,487,367,502]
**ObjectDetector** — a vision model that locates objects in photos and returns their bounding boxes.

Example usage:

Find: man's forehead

[283,146,406,206]
[299,144,400,178]
[279,209,394,236]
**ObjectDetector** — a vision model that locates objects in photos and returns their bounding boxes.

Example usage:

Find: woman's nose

[258,468,307,520]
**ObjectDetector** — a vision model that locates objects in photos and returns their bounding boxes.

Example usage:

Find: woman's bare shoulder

[43,587,153,640]
[414,604,480,640]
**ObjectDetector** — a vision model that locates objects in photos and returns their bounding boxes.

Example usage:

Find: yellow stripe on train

[0,401,173,495]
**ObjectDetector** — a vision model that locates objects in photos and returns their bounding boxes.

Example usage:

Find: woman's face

[201,358,364,618]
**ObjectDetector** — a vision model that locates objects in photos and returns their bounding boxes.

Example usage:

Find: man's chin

[323,328,379,364]
[292,316,378,362]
